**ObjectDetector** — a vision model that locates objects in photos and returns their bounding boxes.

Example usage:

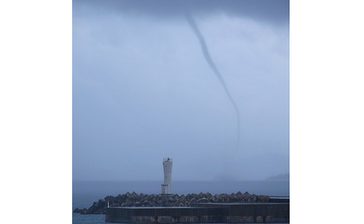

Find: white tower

[161,158,173,194]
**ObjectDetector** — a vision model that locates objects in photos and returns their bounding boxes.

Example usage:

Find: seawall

[105,202,289,223]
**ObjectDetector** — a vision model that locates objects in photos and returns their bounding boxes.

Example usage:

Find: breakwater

[74,192,272,214]
[105,202,289,223]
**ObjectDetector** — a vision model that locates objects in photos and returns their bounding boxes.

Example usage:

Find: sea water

[73,213,105,224]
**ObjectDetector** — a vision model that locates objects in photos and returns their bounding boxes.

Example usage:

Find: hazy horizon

[73,172,290,182]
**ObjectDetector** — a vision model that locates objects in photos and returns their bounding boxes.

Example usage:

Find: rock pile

[73,192,270,214]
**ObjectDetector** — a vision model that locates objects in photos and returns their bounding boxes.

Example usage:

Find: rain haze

[73,0,289,182]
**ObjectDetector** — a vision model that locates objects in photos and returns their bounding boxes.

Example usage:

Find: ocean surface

[73,214,105,224]
[73,180,289,224]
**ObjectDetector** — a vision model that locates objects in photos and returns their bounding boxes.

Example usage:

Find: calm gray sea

[73,214,105,224]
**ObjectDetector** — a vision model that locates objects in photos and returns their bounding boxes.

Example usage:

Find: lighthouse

[161,158,173,194]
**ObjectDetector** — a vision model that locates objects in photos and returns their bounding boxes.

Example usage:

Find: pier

[105,202,289,223]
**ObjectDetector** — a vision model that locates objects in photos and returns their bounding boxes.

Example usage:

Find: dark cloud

[75,0,289,25]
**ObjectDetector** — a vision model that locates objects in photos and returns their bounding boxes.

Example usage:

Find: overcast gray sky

[73,0,289,181]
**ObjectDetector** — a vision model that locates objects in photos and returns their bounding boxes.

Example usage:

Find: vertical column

[162,158,173,194]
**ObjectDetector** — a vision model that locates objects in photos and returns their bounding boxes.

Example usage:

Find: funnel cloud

[185,13,241,150]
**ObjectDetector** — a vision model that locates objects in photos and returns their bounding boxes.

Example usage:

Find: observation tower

[161,158,173,194]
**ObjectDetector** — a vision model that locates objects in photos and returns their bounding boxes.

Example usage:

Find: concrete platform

[105,202,289,223]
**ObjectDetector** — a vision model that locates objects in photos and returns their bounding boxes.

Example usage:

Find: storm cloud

[75,0,288,25]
